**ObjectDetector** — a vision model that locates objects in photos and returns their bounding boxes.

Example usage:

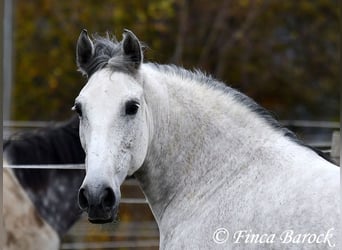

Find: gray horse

[74,29,340,249]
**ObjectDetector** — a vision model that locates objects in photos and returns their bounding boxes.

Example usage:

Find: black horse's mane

[4,115,86,236]
[4,115,85,166]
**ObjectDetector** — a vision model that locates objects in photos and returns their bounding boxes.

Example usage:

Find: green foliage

[12,0,338,121]
[12,0,177,120]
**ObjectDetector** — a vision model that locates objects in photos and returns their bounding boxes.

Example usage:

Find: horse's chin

[88,217,114,224]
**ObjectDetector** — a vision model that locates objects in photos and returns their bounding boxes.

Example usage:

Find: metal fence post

[331,131,340,165]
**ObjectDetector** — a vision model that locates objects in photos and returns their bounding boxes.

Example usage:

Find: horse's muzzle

[78,184,118,224]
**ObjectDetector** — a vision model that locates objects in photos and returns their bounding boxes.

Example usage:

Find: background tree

[12,0,338,121]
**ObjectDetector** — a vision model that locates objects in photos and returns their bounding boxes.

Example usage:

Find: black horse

[4,115,85,237]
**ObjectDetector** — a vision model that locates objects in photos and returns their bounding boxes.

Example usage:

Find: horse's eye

[72,103,82,117]
[125,100,140,116]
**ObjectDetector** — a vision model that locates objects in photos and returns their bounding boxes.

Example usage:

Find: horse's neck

[136,65,319,230]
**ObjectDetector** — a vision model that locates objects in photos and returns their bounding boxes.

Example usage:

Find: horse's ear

[122,29,143,69]
[76,29,94,75]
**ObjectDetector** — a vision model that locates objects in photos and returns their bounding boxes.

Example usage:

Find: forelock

[81,34,139,77]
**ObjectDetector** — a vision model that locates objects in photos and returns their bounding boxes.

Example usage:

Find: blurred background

[4,0,339,122]
[2,0,339,249]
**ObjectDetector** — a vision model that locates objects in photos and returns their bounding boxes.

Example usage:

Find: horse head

[75,29,151,223]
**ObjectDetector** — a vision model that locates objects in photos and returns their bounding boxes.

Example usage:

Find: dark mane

[4,115,85,165]
[4,115,86,236]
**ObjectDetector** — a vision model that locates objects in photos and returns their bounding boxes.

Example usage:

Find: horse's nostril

[78,187,89,210]
[79,185,115,212]
[102,187,115,209]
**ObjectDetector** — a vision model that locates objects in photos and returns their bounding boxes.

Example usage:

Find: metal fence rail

[280,120,339,128]
[4,164,85,169]
[3,120,56,128]
[3,119,339,130]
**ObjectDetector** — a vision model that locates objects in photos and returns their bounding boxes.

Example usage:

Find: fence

[2,120,340,249]
[4,119,340,163]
